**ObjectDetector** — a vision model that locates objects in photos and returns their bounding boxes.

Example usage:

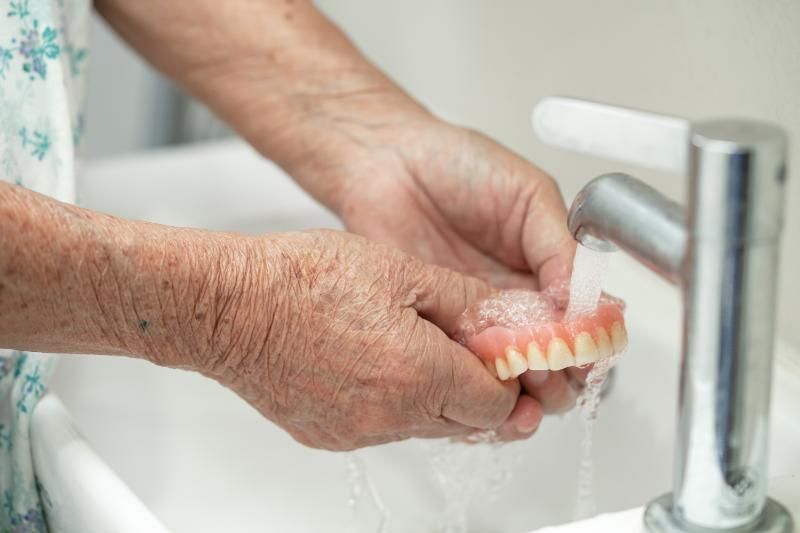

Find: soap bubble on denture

[458,288,560,342]
[457,245,610,342]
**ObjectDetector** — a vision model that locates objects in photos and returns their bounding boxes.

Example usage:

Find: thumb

[405,260,517,430]
[521,175,577,288]
[408,262,495,336]
[410,314,519,431]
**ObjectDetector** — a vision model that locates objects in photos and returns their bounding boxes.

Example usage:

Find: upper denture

[459,291,627,380]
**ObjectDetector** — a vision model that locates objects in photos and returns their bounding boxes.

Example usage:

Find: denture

[456,287,627,380]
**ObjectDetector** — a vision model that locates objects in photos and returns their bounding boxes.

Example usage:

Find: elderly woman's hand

[336,119,587,417]
[200,230,526,450]
[0,185,534,450]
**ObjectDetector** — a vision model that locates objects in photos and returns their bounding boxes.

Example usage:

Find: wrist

[280,88,437,212]
[76,218,283,375]
[126,229,287,376]
[179,231,296,380]
[174,3,437,214]
[75,219,227,366]
[0,182,292,379]
[220,57,435,210]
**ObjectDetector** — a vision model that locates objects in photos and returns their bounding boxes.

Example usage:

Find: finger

[491,394,544,441]
[418,320,519,429]
[519,369,578,414]
[520,171,577,289]
[567,365,592,388]
[481,270,538,291]
[410,419,473,440]
[410,262,495,335]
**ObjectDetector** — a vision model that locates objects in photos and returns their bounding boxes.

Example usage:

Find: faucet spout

[567,173,687,285]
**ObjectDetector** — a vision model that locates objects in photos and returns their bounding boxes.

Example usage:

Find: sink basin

[44,141,800,532]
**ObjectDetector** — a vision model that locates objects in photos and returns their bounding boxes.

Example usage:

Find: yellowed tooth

[484,360,499,378]
[495,358,511,380]
[596,328,613,358]
[505,346,528,377]
[574,332,600,366]
[610,322,628,352]
[547,338,575,370]
[526,342,549,371]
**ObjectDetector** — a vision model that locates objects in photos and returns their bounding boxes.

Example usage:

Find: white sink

[43,141,800,532]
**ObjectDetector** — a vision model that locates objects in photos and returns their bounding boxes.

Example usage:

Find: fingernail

[516,420,540,434]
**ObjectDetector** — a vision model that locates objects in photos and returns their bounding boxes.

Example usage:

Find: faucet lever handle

[532,97,690,174]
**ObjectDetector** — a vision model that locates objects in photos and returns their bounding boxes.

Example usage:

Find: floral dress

[0,0,89,531]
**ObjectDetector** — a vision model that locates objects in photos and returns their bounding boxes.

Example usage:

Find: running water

[423,431,519,533]
[573,351,621,519]
[345,452,391,533]
[566,245,621,520]
[565,244,610,322]
[345,437,516,533]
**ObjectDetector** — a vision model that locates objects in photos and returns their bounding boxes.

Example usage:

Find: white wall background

[85,1,800,349]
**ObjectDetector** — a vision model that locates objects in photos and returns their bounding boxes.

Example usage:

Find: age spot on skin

[456,286,627,380]
[138,319,149,331]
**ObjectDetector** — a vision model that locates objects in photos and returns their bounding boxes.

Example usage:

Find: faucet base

[643,493,794,533]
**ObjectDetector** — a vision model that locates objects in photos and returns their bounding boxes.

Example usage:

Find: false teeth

[505,347,529,377]
[574,332,601,366]
[495,358,511,380]
[526,342,549,371]
[547,338,575,371]
[610,322,628,352]
[595,328,614,358]
[463,288,628,380]
[482,323,631,379]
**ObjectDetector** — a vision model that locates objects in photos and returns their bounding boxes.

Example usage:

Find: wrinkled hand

[0,179,525,452]
[201,230,526,450]
[295,112,585,431]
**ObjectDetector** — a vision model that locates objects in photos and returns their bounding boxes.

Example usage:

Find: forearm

[0,182,277,371]
[95,0,432,211]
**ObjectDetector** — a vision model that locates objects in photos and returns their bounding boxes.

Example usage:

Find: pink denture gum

[456,286,627,380]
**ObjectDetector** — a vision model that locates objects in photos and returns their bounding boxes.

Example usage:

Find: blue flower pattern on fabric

[15,363,44,414]
[18,21,60,80]
[62,41,84,77]
[3,488,47,533]
[18,127,50,160]
[1,1,90,531]
[0,352,54,533]
[0,1,60,81]
[0,426,11,450]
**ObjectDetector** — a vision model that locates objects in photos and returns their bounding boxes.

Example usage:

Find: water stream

[423,432,510,533]
[346,452,390,533]
[567,245,621,520]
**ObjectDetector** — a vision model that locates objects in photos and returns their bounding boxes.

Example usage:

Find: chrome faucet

[532,97,792,532]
